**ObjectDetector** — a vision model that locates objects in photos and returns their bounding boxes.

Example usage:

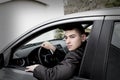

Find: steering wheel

[38,47,58,68]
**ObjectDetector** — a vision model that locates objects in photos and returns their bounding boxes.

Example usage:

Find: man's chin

[68,48,74,51]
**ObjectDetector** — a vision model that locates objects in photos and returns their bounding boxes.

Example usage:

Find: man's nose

[66,38,70,44]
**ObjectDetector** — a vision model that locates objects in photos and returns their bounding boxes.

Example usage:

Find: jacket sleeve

[33,51,82,80]
[53,49,66,62]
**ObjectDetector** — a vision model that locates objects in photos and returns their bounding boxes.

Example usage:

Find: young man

[25,23,87,80]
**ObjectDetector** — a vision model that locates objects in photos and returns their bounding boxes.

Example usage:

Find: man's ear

[81,34,86,42]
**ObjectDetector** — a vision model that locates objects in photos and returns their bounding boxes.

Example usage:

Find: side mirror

[0,54,4,69]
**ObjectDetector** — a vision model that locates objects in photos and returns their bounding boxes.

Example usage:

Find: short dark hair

[60,22,85,35]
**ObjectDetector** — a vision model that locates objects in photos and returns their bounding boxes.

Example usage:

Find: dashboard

[9,39,68,68]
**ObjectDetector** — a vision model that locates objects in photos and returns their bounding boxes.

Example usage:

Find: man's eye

[70,35,75,38]
[63,36,67,40]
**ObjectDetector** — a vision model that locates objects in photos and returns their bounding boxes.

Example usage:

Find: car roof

[37,7,120,26]
[64,7,120,17]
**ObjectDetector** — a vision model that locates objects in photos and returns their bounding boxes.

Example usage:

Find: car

[0,7,120,80]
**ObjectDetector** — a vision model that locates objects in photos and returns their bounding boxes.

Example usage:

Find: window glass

[111,22,120,48]
[27,29,56,44]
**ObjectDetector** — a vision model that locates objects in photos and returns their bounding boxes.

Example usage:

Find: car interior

[7,22,93,71]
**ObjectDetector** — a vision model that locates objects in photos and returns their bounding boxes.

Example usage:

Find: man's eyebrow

[69,34,76,36]
[63,34,76,39]
[65,34,76,36]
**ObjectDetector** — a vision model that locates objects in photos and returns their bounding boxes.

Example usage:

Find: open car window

[8,21,93,69]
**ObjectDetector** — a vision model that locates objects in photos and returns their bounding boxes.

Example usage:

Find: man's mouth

[67,45,72,49]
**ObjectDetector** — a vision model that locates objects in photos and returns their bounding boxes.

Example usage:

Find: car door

[89,16,120,80]
[105,17,120,80]
[0,16,104,80]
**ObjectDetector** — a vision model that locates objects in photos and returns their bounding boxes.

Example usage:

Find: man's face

[64,29,86,51]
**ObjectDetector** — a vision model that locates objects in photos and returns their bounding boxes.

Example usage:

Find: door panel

[106,22,120,80]
[0,68,37,80]
[0,16,104,80]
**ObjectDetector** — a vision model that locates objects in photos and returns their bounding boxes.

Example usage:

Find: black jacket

[33,42,86,80]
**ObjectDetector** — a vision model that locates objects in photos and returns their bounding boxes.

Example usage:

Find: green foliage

[105,0,120,7]
[54,29,64,39]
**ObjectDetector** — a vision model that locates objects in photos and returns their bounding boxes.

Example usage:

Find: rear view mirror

[0,54,4,69]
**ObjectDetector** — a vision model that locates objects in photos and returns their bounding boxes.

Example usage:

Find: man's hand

[25,64,39,72]
[41,41,56,51]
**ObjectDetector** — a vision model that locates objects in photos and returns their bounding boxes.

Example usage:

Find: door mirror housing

[0,54,4,69]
